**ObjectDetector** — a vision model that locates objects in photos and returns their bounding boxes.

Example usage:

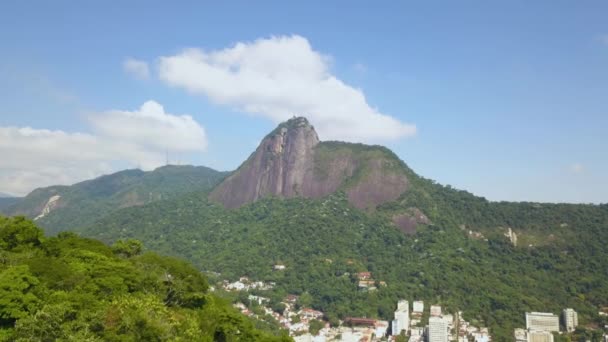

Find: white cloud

[157,35,416,143]
[123,57,150,79]
[570,163,585,174]
[90,101,208,151]
[0,101,207,195]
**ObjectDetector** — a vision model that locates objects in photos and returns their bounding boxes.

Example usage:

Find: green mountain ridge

[3,165,228,235]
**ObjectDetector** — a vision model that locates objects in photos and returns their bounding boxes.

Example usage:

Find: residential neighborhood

[218,273,608,342]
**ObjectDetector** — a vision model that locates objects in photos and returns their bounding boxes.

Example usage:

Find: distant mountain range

[3,117,607,340]
[0,192,16,198]
[0,196,21,212]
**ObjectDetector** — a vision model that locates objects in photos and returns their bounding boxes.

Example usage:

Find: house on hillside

[357,272,372,280]
[299,308,324,320]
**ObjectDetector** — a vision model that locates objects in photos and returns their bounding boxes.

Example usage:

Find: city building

[526,312,560,332]
[562,308,578,333]
[357,272,372,280]
[397,300,409,311]
[413,300,424,313]
[430,305,442,317]
[392,319,401,337]
[393,300,409,336]
[514,328,527,342]
[528,331,554,342]
[428,316,448,342]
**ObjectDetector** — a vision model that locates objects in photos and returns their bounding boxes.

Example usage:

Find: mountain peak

[209,116,410,209]
[284,115,311,127]
[266,116,318,141]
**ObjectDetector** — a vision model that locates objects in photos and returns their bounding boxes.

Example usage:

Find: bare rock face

[209,117,320,208]
[209,117,410,209]
[392,208,431,235]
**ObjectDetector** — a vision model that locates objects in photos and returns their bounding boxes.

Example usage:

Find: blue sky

[0,1,607,203]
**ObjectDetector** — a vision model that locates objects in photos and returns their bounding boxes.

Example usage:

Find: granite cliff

[209,117,410,209]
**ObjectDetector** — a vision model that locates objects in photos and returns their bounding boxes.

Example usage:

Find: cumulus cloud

[90,101,208,151]
[123,57,150,79]
[0,101,207,195]
[157,35,416,143]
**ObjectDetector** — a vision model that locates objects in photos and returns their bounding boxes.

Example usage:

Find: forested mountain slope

[85,191,608,340]
[3,165,227,235]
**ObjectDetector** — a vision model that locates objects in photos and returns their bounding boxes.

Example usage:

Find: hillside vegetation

[3,165,227,235]
[85,190,608,340]
[0,216,291,341]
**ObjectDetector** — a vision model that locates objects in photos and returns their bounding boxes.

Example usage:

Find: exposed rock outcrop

[392,208,431,235]
[34,195,62,220]
[209,117,410,209]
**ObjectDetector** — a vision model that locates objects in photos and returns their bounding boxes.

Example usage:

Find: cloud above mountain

[90,101,208,151]
[157,35,416,143]
[0,101,207,195]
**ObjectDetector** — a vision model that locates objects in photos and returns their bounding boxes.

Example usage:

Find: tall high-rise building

[392,300,409,336]
[562,308,578,333]
[392,319,401,337]
[413,300,424,313]
[428,316,448,342]
[526,312,559,332]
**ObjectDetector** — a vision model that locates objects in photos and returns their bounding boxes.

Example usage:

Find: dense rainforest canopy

[85,189,608,341]
[0,215,291,342]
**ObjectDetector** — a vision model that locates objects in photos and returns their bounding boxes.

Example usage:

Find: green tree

[0,265,40,325]
[111,239,143,258]
[308,319,324,335]
[0,216,43,251]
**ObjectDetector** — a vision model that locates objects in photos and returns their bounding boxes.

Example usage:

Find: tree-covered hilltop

[0,216,291,342]
[2,165,228,235]
[85,191,608,341]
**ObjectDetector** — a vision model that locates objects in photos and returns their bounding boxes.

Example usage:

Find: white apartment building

[562,308,578,333]
[393,300,409,335]
[428,316,448,342]
[430,305,442,317]
[514,328,527,342]
[392,319,401,337]
[526,312,559,332]
[413,300,424,313]
[528,331,554,342]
